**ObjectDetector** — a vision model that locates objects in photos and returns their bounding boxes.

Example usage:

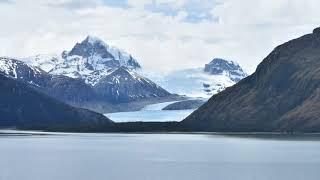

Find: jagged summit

[85,35,105,44]
[68,35,114,60]
[68,35,141,69]
[204,58,247,82]
[23,36,141,85]
[313,27,320,34]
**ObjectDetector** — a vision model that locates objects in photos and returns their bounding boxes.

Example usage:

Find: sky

[0,0,320,74]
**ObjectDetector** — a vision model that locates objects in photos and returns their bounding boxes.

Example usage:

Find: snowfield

[104,101,194,122]
[142,67,242,98]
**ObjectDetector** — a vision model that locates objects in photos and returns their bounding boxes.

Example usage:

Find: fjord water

[1,133,320,180]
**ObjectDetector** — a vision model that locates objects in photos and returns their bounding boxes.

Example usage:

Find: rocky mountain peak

[67,36,141,70]
[85,35,105,44]
[313,27,320,35]
[23,36,142,85]
[68,35,114,59]
[204,58,247,82]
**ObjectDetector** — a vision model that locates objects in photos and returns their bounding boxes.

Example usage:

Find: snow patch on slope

[0,57,43,79]
[160,68,235,98]
[141,58,247,98]
[22,36,141,86]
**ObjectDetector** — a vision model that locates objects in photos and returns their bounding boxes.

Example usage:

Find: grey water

[1,132,320,180]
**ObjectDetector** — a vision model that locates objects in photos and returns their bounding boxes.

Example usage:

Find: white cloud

[0,0,320,74]
[127,0,150,8]
[156,0,186,7]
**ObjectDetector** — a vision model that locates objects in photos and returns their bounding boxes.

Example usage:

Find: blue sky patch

[102,0,129,8]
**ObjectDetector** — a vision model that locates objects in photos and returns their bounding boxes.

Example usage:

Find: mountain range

[1,36,247,113]
[0,34,256,132]
[0,36,182,114]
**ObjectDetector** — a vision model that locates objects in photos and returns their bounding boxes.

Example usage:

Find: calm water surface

[1,132,320,180]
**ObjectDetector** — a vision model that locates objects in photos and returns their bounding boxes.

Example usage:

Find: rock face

[204,58,247,82]
[0,74,114,131]
[24,36,141,85]
[0,57,49,86]
[68,36,141,70]
[94,67,171,103]
[182,28,320,133]
[0,57,101,107]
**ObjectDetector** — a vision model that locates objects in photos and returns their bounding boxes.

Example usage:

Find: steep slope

[94,67,171,103]
[19,36,175,109]
[23,36,141,85]
[0,57,174,113]
[182,28,320,133]
[147,58,247,98]
[0,57,50,86]
[0,57,102,107]
[0,74,114,131]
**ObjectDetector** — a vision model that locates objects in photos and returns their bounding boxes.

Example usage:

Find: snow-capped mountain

[0,57,49,87]
[204,58,247,82]
[20,36,174,105]
[146,58,247,98]
[0,56,174,113]
[0,57,101,106]
[94,67,171,103]
[23,36,141,85]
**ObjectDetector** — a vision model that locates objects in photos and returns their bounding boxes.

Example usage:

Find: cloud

[0,0,320,74]
[47,0,130,9]
[0,0,12,3]
[142,0,219,23]
[46,0,104,9]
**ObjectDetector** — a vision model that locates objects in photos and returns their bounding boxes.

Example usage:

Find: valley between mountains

[0,35,245,131]
[1,27,319,133]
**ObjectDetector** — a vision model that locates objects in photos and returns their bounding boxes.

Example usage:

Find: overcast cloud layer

[0,0,319,73]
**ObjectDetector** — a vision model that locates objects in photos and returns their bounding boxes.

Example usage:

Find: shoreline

[2,129,320,136]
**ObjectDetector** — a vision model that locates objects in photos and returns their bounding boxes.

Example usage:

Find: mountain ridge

[0,73,114,132]
[94,66,171,103]
[182,27,320,133]
[0,57,175,113]
[204,58,247,82]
